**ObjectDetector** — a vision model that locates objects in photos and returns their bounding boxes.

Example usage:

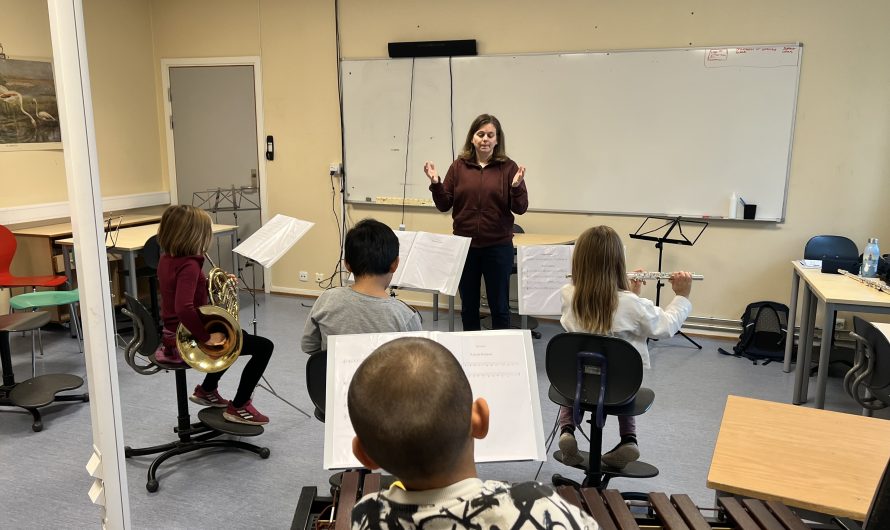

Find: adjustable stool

[0,311,89,431]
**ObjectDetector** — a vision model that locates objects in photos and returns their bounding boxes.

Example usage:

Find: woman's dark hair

[344,218,399,277]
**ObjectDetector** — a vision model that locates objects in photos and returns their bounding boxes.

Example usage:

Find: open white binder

[517,245,574,316]
[390,231,470,297]
[323,329,546,470]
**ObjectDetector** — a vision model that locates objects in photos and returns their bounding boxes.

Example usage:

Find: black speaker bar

[388,39,477,58]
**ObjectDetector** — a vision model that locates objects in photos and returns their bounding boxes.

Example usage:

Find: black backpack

[719,301,789,365]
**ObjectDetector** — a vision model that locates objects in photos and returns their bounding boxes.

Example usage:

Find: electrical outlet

[299,271,308,282]
[316,272,325,283]
[329,163,341,176]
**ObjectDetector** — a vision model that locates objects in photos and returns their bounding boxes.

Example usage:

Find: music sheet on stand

[395,232,471,296]
[518,245,574,316]
[389,231,418,286]
[232,214,313,268]
[324,330,545,470]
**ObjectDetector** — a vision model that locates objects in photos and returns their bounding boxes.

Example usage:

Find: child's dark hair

[344,219,399,277]
[348,337,472,482]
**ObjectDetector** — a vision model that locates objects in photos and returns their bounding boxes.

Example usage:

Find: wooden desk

[708,395,890,520]
[56,223,238,299]
[8,214,162,288]
[783,261,890,408]
[11,214,161,239]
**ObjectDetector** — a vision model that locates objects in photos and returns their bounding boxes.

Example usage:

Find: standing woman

[424,114,528,331]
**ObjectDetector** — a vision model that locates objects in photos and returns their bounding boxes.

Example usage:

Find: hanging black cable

[400,57,416,227]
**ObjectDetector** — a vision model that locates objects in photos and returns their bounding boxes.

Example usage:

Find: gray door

[169,65,263,288]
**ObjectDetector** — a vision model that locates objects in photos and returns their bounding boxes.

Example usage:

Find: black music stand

[629,216,707,349]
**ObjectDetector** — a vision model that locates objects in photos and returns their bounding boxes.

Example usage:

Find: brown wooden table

[708,395,890,520]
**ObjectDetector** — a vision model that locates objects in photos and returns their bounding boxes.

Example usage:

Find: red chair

[0,225,69,289]
[0,225,80,350]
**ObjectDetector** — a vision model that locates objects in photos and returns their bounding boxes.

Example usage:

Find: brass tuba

[176,255,243,373]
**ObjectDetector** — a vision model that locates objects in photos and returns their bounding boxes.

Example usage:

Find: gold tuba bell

[176,255,242,373]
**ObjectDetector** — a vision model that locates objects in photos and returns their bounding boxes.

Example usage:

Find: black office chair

[546,332,658,489]
[804,235,859,263]
[305,351,327,422]
[845,316,890,415]
[135,235,162,329]
[121,293,269,492]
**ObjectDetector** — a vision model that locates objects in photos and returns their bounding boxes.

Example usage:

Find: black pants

[459,244,514,331]
[200,331,273,407]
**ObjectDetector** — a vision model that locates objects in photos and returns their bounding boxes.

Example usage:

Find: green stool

[10,289,82,355]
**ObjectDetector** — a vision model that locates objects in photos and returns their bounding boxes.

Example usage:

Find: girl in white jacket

[558,225,693,469]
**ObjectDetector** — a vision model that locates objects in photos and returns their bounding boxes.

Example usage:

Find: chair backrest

[804,235,859,260]
[305,351,327,422]
[122,292,160,358]
[852,316,890,399]
[142,235,161,270]
[513,224,525,234]
[546,333,643,410]
[0,224,18,276]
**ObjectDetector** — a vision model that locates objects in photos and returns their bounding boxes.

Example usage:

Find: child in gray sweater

[301,219,421,354]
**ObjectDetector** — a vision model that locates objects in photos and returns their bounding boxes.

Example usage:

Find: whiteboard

[341,45,802,220]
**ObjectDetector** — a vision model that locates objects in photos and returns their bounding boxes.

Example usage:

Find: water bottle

[861,237,880,278]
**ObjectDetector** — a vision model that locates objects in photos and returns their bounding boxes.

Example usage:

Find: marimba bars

[292,471,841,530]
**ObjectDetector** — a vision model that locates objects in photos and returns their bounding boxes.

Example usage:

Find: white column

[47,1,131,528]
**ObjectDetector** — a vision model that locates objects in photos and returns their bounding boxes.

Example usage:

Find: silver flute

[839,270,890,294]
[566,272,704,280]
[627,271,704,281]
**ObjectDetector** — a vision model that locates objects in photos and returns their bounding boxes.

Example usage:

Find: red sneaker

[223,400,270,425]
[189,385,230,408]
[153,344,185,366]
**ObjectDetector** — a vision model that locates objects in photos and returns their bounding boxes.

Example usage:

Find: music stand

[629,216,707,349]
[232,215,315,418]
[193,185,262,278]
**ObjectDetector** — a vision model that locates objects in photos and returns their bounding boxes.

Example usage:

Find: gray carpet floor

[1,293,883,529]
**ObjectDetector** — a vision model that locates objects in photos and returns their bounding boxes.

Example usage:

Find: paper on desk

[799,259,822,268]
[518,245,574,316]
[324,330,545,470]
[232,214,313,268]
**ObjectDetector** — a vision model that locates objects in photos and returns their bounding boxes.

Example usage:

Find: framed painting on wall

[0,57,62,151]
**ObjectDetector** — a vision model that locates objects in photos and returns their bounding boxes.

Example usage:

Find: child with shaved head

[348,337,599,529]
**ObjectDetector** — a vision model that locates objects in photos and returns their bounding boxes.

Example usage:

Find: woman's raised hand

[511,165,527,187]
[423,161,439,184]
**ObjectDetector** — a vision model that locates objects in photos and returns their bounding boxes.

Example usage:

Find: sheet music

[232,214,313,268]
[517,245,574,316]
[324,330,545,470]
[394,231,471,296]
[389,230,418,286]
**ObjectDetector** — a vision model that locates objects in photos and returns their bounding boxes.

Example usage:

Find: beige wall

[7,0,890,323]
[0,0,163,208]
